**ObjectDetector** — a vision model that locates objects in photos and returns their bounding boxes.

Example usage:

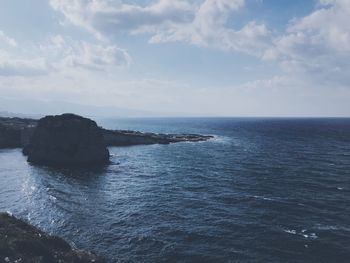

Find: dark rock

[20,127,36,148]
[0,124,21,148]
[0,117,37,130]
[0,212,104,263]
[0,117,37,148]
[102,129,213,146]
[23,114,109,166]
[0,115,213,150]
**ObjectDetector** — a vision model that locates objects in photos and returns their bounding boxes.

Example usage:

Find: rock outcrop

[0,115,213,150]
[23,114,109,166]
[102,129,213,146]
[0,124,21,149]
[0,117,36,149]
[0,212,104,263]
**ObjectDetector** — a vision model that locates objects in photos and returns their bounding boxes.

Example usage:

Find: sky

[0,0,349,117]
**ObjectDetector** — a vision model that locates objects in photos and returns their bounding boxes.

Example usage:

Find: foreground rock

[0,213,104,263]
[23,114,109,166]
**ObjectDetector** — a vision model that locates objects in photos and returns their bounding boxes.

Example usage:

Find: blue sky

[0,0,349,116]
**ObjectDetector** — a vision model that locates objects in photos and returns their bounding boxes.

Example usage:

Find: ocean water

[0,118,350,263]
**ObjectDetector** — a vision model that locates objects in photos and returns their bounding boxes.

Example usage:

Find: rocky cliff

[23,114,110,166]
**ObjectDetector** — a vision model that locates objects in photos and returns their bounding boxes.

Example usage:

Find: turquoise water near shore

[0,118,350,262]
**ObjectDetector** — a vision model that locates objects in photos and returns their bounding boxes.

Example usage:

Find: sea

[0,118,349,263]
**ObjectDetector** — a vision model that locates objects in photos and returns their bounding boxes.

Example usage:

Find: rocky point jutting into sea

[0,114,213,151]
[0,113,213,261]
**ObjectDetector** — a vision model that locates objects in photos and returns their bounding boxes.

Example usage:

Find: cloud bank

[0,0,349,116]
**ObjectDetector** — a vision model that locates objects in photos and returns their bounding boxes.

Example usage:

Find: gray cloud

[50,0,194,37]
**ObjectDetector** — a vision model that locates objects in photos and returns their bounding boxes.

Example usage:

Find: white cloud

[0,31,17,47]
[148,0,270,56]
[263,0,350,86]
[42,35,131,70]
[0,32,48,77]
[50,0,271,56]
[65,42,131,70]
[0,34,130,77]
[0,50,48,76]
[288,0,350,53]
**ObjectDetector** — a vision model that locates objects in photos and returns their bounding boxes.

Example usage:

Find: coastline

[0,116,213,149]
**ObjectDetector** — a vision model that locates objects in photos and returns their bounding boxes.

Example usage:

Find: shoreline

[0,116,213,149]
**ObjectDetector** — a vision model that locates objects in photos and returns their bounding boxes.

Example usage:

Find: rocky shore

[102,128,213,146]
[0,212,104,263]
[0,115,213,149]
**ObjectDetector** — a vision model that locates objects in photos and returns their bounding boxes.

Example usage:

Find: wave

[283,228,318,239]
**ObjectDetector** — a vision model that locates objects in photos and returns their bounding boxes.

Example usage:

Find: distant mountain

[0,110,41,119]
[0,97,185,118]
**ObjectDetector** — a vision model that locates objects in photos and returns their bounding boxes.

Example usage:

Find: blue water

[0,118,350,262]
